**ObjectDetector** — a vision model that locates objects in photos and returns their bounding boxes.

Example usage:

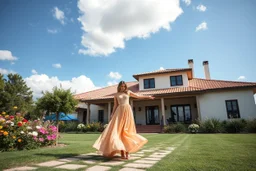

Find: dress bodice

[116,91,130,105]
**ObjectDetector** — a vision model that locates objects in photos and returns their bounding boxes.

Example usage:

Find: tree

[36,86,78,145]
[0,73,33,115]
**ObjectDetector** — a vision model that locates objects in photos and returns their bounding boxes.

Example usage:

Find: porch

[77,95,201,133]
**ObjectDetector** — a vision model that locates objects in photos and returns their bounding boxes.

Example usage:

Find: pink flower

[39,138,44,142]
[39,128,47,134]
[47,135,52,140]
[51,134,57,140]
[33,137,38,141]
[49,125,57,132]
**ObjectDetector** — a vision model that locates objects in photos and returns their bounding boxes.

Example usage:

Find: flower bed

[0,112,57,152]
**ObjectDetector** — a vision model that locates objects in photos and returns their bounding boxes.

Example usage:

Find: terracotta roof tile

[74,78,256,101]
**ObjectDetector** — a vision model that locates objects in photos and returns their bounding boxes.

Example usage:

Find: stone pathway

[4,146,176,171]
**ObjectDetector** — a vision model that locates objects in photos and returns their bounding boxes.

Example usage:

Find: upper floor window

[225,100,240,119]
[144,78,155,89]
[170,75,183,86]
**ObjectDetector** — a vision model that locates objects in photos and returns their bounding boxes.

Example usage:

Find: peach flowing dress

[93,91,148,157]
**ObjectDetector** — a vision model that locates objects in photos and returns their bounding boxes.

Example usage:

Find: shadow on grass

[34,153,113,162]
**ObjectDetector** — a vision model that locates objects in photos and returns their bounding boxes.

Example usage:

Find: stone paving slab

[55,164,87,170]
[124,163,153,169]
[99,161,125,166]
[136,151,144,154]
[36,160,66,167]
[148,154,166,158]
[131,154,144,157]
[134,159,158,164]
[119,168,145,171]
[141,149,154,152]
[82,159,97,164]
[59,157,80,162]
[86,165,111,171]
[142,157,162,161]
[166,147,175,150]
[4,166,38,171]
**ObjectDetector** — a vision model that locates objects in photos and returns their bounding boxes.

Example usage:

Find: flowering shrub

[77,122,105,132]
[0,111,57,152]
[188,124,200,133]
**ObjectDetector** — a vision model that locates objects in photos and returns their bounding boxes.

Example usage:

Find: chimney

[188,59,194,77]
[203,61,211,79]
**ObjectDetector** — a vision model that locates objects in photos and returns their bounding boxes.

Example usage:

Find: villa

[74,59,256,133]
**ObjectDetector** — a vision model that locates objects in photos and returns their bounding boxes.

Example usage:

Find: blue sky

[0,0,256,98]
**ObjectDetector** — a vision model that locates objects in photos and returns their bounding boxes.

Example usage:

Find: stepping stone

[166,147,175,151]
[37,160,66,167]
[148,154,166,158]
[152,153,167,156]
[86,166,111,171]
[136,151,144,154]
[113,156,141,161]
[134,159,158,164]
[143,157,161,161]
[124,163,153,169]
[82,159,97,164]
[55,164,87,170]
[4,166,37,171]
[119,168,145,171]
[59,157,80,162]
[141,149,154,152]
[100,161,125,166]
[131,154,144,157]
[158,150,172,154]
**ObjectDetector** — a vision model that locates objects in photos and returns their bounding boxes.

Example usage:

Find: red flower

[10,116,14,120]
[17,122,23,127]
[22,119,28,123]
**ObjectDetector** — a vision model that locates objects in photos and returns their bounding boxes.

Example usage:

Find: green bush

[188,124,200,133]
[163,123,186,133]
[222,119,247,133]
[199,118,222,133]
[59,121,79,132]
[76,122,105,133]
[246,119,256,133]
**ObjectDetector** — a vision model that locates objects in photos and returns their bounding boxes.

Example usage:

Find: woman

[93,81,155,159]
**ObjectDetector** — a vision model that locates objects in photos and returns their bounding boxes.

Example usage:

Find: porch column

[161,98,166,125]
[108,102,111,122]
[86,103,90,124]
[196,96,201,120]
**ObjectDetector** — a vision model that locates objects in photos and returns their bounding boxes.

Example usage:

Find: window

[225,100,240,118]
[145,106,159,125]
[170,105,191,123]
[98,110,104,123]
[144,78,155,89]
[170,75,183,86]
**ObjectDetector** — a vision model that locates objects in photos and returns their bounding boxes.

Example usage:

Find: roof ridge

[192,78,256,84]
[74,81,138,96]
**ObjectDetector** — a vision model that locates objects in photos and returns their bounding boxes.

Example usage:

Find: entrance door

[145,106,160,125]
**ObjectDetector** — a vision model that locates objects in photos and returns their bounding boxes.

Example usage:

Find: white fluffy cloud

[0,50,18,61]
[31,69,38,75]
[77,0,183,56]
[108,72,122,80]
[196,22,208,32]
[0,68,15,75]
[25,74,99,99]
[182,0,191,6]
[159,67,164,70]
[53,7,65,25]
[47,28,58,34]
[237,76,246,81]
[52,63,62,69]
[196,4,207,12]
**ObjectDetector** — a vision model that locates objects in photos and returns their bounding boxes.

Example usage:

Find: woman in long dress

[93,81,155,159]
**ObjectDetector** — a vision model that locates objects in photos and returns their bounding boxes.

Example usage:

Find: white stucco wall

[138,72,189,91]
[198,90,256,120]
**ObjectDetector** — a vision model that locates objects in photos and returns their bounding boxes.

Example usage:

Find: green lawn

[1,133,256,171]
